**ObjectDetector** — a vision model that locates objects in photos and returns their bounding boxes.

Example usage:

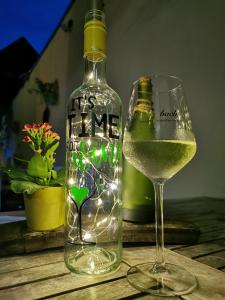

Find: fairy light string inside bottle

[65,6,123,276]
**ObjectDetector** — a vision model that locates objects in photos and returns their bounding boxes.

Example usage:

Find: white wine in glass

[124,138,196,181]
[123,75,197,297]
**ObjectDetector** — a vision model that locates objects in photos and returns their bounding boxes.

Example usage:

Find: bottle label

[66,94,121,211]
[134,99,152,113]
[67,95,120,140]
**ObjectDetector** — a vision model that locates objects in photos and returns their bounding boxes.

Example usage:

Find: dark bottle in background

[123,77,155,223]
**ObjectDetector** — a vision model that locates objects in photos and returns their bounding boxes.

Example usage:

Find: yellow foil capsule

[84,19,106,61]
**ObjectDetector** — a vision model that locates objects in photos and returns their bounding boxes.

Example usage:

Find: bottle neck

[83,57,107,85]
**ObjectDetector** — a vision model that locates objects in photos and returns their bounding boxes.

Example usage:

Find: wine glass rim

[133,74,183,94]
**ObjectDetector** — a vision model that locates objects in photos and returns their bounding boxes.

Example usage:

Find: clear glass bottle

[123,77,155,223]
[64,9,123,276]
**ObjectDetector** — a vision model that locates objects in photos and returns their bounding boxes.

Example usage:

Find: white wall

[13,0,225,199]
[105,0,225,199]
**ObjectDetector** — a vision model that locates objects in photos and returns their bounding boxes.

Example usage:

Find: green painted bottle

[123,77,155,223]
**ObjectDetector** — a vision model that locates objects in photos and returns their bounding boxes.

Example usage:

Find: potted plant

[4,122,65,231]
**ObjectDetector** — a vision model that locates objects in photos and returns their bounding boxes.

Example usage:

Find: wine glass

[123,75,197,296]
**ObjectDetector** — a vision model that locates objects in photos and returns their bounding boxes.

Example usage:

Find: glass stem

[153,182,165,268]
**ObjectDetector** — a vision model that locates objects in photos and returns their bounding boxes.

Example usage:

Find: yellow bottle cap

[84,10,106,62]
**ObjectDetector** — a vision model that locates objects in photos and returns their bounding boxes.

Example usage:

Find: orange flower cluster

[22,122,60,153]
[23,122,52,135]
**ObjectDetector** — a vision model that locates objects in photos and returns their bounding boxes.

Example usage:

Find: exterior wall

[13,0,225,199]
[106,0,225,199]
[12,0,87,162]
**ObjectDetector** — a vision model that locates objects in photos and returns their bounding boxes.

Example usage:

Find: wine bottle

[123,77,155,223]
[65,7,123,276]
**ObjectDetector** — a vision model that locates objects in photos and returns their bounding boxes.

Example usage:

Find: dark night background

[0,0,72,211]
[0,0,71,53]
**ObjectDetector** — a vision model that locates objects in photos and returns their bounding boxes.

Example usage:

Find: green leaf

[49,168,65,186]
[45,142,59,158]
[11,180,45,194]
[51,169,57,179]
[3,168,32,181]
[27,153,50,179]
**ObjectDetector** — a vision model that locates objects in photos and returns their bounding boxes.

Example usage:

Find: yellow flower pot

[24,187,65,231]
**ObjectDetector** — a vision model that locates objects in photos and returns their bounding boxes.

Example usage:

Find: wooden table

[0,198,225,299]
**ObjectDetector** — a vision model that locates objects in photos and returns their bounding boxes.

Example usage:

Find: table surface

[0,197,225,300]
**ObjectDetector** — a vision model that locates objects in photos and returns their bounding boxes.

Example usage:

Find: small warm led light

[84,232,91,240]
[115,166,122,173]
[102,217,108,223]
[96,216,108,227]
[88,72,94,80]
[68,178,75,185]
[90,260,95,271]
[97,198,103,206]
[95,149,102,156]
[110,183,117,191]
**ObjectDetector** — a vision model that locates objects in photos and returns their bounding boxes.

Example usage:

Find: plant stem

[153,182,165,269]
[13,156,29,163]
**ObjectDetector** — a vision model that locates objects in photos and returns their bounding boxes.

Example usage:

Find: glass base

[65,246,119,276]
[127,262,197,297]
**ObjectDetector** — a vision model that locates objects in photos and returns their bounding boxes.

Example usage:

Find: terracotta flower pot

[24,187,65,231]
